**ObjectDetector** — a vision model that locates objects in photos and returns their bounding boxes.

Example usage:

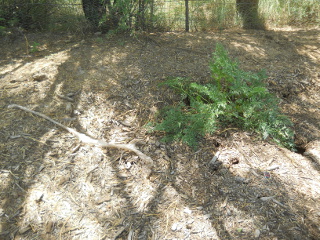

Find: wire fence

[0,0,319,34]
[156,0,241,31]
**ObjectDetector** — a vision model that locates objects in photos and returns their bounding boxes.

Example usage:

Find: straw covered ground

[0,27,320,239]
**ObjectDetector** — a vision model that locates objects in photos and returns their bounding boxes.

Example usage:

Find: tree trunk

[236,0,265,29]
[137,0,148,30]
[185,0,189,32]
[82,0,106,30]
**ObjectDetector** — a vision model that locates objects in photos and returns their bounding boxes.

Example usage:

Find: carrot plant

[152,43,295,150]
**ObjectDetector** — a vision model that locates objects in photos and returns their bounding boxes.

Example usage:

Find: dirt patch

[0,28,320,240]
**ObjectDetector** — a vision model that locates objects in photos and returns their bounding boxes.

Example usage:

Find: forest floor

[0,27,320,240]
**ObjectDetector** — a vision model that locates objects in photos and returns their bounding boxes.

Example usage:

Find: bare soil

[0,28,320,240]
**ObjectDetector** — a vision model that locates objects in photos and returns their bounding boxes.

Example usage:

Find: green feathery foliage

[152,43,295,150]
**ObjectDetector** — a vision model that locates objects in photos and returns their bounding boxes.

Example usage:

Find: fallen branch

[8,104,153,166]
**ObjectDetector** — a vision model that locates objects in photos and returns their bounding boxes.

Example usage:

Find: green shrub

[152,43,295,150]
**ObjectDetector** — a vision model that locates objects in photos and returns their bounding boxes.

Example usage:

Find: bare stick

[8,104,153,165]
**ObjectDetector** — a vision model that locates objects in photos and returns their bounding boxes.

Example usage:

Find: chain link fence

[0,0,319,34]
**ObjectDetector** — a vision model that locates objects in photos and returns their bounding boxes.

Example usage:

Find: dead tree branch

[8,104,153,165]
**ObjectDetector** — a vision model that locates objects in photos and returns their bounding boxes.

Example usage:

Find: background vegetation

[0,0,319,33]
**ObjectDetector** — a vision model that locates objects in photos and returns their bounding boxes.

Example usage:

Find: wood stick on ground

[7,104,153,165]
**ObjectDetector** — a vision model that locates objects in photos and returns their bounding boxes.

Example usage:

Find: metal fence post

[185,0,189,32]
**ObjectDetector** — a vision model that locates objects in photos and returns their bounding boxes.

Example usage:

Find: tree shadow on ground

[0,28,319,239]
[165,138,320,239]
[108,29,320,238]
[0,32,106,238]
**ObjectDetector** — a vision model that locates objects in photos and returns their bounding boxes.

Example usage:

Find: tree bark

[82,0,107,30]
[137,0,146,30]
[185,0,189,32]
[236,0,265,29]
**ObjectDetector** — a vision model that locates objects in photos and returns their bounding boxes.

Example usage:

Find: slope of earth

[0,28,319,240]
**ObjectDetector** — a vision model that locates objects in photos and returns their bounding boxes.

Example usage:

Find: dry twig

[7,104,153,165]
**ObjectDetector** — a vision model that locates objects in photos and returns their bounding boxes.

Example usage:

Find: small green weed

[0,17,6,35]
[94,37,104,43]
[30,41,41,53]
[152,43,295,150]
[0,25,5,35]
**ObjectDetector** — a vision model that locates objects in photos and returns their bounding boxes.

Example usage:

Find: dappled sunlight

[153,184,220,239]
[76,99,116,139]
[276,148,320,198]
[1,29,320,239]
[124,178,157,212]
[231,42,267,58]
[297,44,320,63]
[19,145,123,239]
[0,50,70,104]
[0,60,23,75]
[0,170,13,194]
[22,182,108,239]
